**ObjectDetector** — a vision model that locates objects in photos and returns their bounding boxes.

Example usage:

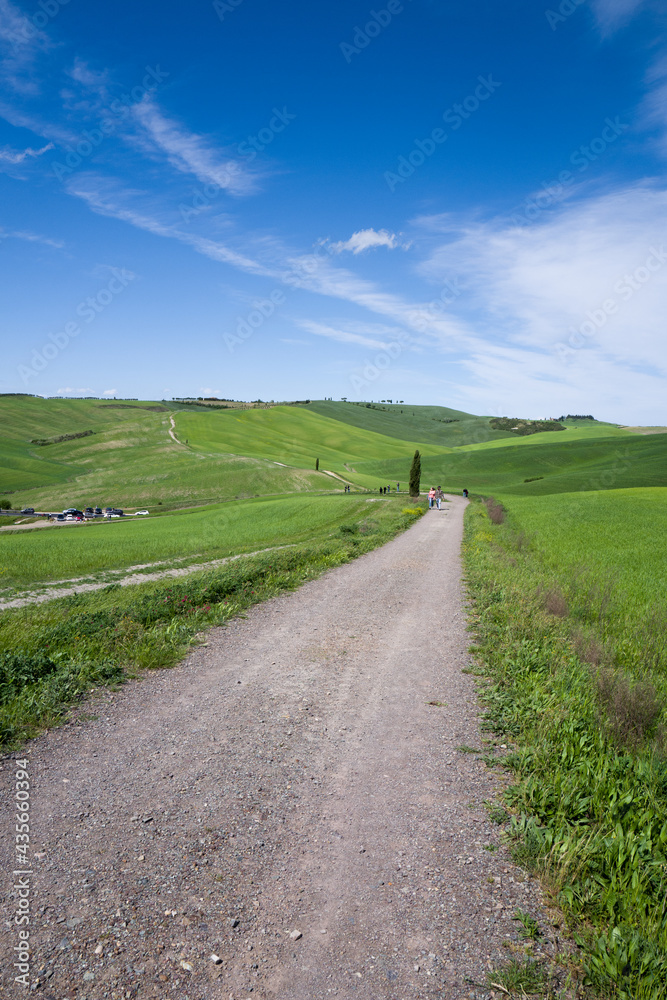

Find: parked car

[56,514,65,521]
[20,507,35,514]
[135,510,149,516]
[94,507,103,514]
[63,508,83,517]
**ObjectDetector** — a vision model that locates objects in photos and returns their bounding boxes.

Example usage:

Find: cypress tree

[409,449,421,497]
[315,457,319,471]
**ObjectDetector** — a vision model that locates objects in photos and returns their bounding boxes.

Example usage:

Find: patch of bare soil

[0,499,571,999]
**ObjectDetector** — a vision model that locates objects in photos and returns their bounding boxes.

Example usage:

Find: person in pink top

[428,487,436,508]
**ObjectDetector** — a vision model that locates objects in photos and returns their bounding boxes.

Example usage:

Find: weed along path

[1,498,565,999]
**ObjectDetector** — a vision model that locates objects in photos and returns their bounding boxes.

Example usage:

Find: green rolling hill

[0,395,665,509]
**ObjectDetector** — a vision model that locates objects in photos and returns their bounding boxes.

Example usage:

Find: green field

[0,494,387,589]
[464,488,667,998]
[499,487,667,655]
[3,393,667,994]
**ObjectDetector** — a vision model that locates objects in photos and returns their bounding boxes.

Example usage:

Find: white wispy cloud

[592,0,646,35]
[67,57,110,93]
[131,96,257,196]
[67,175,271,275]
[0,0,51,93]
[0,100,78,145]
[421,182,667,366]
[0,226,64,248]
[65,176,471,349]
[282,254,474,351]
[102,389,117,396]
[0,141,53,164]
[416,182,667,418]
[329,228,403,255]
[297,320,392,351]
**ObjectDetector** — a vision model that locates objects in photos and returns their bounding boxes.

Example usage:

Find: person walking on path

[435,487,444,510]
[396,482,400,492]
[428,487,436,508]
[463,488,469,499]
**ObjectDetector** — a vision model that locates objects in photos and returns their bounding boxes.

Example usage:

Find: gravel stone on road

[1,497,565,999]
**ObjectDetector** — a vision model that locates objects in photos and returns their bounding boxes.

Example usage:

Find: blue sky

[1,0,666,423]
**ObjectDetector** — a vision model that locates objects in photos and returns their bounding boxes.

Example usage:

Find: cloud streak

[0,141,53,164]
[297,320,392,351]
[0,226,64,248]
[131,97,257,196]
[329,228,403,255]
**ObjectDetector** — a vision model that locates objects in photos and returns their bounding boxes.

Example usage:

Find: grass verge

[0,500,423,751]
[463,498,667,999]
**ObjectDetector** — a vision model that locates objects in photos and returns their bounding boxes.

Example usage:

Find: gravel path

[1,497,565,999]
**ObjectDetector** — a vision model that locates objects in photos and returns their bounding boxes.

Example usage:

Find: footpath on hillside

[1,498,565,999]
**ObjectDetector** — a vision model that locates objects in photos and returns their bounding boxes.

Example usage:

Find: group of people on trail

[378,483,400,495]
[428,487,445,509]
[427,487,469,507]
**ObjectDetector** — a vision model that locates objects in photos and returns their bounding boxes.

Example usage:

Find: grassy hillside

[1,397,664,509]
[305,399,515,447]
[174,404,446,473]
[0,397,331,508]
[356,429,667,495]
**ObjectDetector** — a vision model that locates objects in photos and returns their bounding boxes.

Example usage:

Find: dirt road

[1,498,560,999]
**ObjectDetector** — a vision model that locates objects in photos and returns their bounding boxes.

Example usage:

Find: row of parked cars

[49,507,149,521]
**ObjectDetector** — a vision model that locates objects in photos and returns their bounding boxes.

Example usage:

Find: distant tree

[0,499,11,510]
[409,450,421,497]
[315,458,319,471]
